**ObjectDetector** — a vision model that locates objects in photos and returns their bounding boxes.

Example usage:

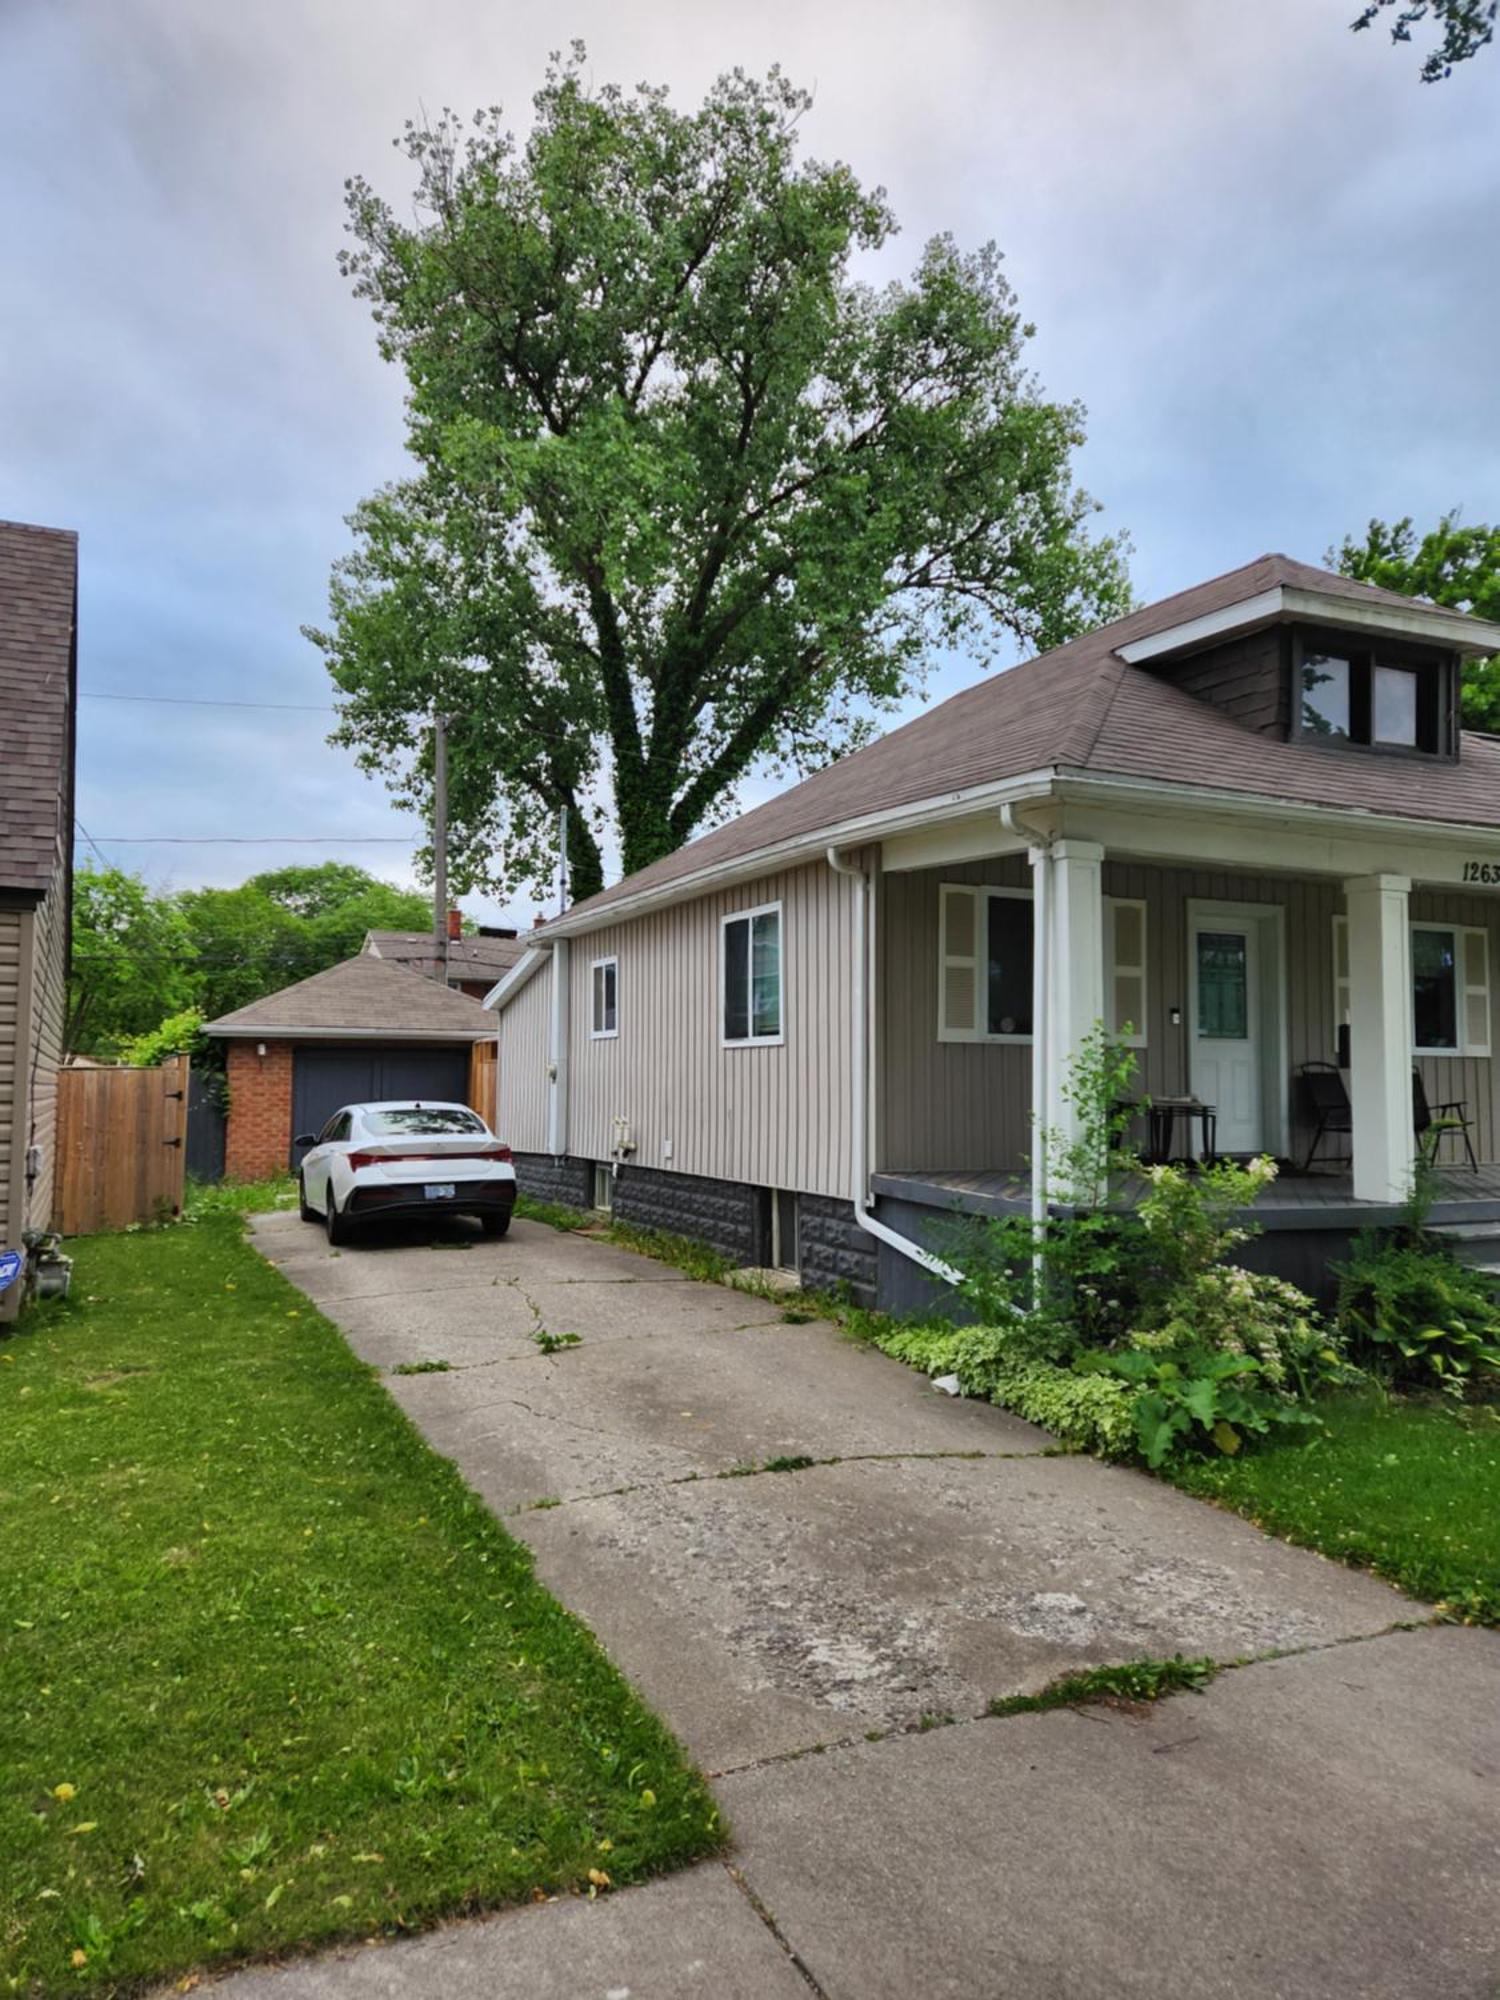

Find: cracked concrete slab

[517,1453,1413,1772]
[386,1316,1048,1509]
[717,1626,1500,2000]
[251,1210,691,1299]
[316,1276,786,1374]
[197,1861,808,2000]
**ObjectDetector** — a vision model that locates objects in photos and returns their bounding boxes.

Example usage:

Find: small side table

[1145,1097,1217,1166]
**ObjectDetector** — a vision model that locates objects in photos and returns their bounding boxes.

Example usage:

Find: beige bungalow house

[487,554,1500,1309]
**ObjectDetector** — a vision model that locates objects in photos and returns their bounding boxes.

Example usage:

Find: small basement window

[593,1162,614,1213]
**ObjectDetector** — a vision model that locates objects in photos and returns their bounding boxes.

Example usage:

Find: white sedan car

[296,1101,517,1245]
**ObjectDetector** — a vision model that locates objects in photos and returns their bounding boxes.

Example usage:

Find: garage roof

[203,953,498,1041]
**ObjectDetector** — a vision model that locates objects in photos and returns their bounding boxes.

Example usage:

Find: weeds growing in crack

[989,1654,1217,1717]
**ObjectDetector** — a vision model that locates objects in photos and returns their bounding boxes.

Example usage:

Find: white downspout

[1000,802,1054,1301]
[826,846,962,1287]
[546,938,571,1159]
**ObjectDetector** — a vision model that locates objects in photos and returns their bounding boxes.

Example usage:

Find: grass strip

[0,1214,720,1995]
[1168,1389,1500,1624]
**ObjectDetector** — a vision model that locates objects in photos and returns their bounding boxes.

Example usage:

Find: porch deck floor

[870,1159,1500,1231]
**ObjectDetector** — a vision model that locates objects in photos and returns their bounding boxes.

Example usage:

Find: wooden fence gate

[55,1056,189,1235]
[468,1040,499,1131]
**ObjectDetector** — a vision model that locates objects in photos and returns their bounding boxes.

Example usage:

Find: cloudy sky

[4,0,1497,925]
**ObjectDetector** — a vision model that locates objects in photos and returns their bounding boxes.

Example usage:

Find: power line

[73,816,112,867]
[75,834,418,846]
[80,690,336,714]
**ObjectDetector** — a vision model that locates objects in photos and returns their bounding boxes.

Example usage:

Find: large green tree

[68,866,196,1056]
[1332,512,1500,729]
[177,864,433,1020]
[311,51,1131,904]
[67,862,433,1055]
[1351,0,1495,79]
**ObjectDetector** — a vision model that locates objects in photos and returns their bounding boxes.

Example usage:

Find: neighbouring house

[488,553,1500,1310]
[0,520,77,1323]
[203,954,498,1179]
[364,920,526,1002]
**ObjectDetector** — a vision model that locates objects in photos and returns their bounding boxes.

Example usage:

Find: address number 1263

[1462,861,1500,885]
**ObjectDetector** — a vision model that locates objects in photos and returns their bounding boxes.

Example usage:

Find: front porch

[871,1160,1500,1232]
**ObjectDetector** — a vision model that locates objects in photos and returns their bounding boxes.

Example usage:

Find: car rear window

[364,1109,487,1136]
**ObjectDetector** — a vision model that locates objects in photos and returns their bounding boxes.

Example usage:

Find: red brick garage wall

[225,1041,294,1181]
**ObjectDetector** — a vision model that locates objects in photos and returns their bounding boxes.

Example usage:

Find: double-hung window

[590,956,618,1038]
[722,903,783,1045]
[1332,915,1491,1057]
[938,885,1033,1041]
[938,884,1147,1046]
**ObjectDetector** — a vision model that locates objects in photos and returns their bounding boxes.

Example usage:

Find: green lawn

[1,1212,720,1996]
[1171,1390,1500,1623]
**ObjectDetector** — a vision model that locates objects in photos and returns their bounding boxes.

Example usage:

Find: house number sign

[1461,861,1500,885]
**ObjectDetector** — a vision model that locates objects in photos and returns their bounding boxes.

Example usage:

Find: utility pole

[432,710,449,985]
[557,802,569,916]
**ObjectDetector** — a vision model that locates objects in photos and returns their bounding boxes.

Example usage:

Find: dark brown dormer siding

[1148,628,1289,738]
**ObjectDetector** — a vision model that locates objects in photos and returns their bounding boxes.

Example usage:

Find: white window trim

[720,900,785,1049]
[937,883,1034,1045]
[589,955,619,1040]
[1104,895,1148,1049]
[1333,914,1492,1058]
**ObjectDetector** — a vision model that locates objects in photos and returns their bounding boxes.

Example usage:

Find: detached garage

[204,955,498,1179]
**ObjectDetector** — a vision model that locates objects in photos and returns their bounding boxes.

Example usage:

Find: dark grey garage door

[289,1044,473,1168]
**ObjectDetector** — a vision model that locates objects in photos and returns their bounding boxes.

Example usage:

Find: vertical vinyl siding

[1410,885,1500,1166]
[26,876,68,1234]
[878,856,1500,1174]
[553,858,857,1199]
[496,963,551,1153]
[0,905,22,1252]
[878,854,1031,1172]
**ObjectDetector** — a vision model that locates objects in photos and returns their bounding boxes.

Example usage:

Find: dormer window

[1294,628,1454,757]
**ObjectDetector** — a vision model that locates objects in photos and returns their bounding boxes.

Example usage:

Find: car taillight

[346,1145,512,1169]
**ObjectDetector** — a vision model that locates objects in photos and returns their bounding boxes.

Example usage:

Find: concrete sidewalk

[207,1210,1500,1998]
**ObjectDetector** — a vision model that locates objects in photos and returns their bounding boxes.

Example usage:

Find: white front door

[1190,921,1262,1154]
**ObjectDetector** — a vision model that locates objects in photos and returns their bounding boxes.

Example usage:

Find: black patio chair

[1413,1067,1479,1172]
[1298,1062,1352,1172]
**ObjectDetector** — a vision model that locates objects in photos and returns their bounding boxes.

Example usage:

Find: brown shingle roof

[0,520,77,895]
[556,553,1500,927]
[365,929,526,982]
[203,953,497,1039]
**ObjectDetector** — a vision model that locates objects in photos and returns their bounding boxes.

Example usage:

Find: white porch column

[1045,839,1106,1147]
[1344,873,1413,1204]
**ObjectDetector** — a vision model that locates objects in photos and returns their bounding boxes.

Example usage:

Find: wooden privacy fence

[55,1056,188,1235]
[468,1040,499,1131]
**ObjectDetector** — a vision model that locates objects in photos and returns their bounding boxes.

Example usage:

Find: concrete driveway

[215,1209,1500,1999]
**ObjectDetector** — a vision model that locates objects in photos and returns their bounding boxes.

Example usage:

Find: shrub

[1337,1230,1500,1397]
[1081,1346,1322,1468]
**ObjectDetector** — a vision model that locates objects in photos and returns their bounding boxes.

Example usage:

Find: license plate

[423,1183,457,1200]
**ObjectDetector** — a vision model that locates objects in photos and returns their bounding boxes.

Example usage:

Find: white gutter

[1049,770,1500,868]
[545,938,570,1159]
[826,845,962,1289]
[539,768,1059,941]
[484,945,546,1012]
[207,1026,493,1043]
[1117,584,1500,664]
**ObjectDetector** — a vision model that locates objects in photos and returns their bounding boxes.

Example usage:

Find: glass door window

[1196,932,1249,1039]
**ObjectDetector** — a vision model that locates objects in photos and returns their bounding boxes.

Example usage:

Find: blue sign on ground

[0,1249,22,1294]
